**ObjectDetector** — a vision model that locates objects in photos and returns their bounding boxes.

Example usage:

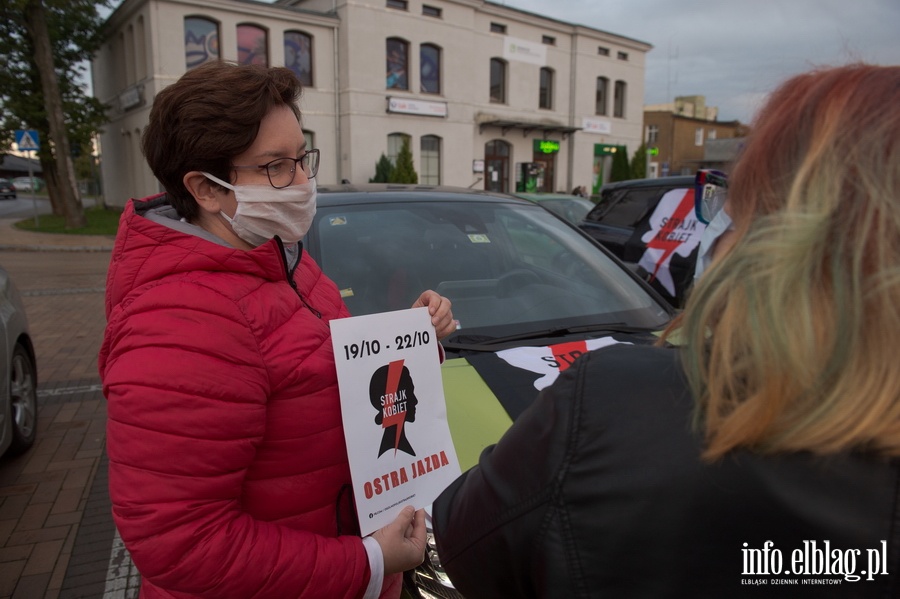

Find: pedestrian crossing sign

[15,129,40,151]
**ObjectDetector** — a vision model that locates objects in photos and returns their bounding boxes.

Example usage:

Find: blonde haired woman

[430,64,900,598]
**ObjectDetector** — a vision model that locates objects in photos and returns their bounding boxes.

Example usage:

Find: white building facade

[92,0,651,207]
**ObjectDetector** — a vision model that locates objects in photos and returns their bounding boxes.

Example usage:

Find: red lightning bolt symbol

[645,188,695,283]
[382,359,406,456]
[548,340,589,372]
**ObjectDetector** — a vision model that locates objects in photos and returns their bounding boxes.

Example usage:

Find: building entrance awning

[478,119,582,139]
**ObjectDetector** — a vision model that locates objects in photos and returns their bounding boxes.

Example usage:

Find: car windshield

[310,198,671,342]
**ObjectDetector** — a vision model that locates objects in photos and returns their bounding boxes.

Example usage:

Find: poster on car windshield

[331,307,461,536]
[637,187,706,296]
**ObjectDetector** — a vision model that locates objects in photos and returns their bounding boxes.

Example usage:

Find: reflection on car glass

[328,216,348,226]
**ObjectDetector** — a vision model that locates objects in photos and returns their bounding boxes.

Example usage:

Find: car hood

[440,331,658,470]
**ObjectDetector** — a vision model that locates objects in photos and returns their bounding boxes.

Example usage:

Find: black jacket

[432,345,900,598]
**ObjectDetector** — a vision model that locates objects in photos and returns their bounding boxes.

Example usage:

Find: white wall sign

[119,86,143,111]
[472,159,485,173]
[503,36,547,65]
[582,117,613,135]
[331,307,461,536]
[387,97,449,117]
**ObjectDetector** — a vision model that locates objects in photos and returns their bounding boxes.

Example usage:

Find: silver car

[0,264,37,456]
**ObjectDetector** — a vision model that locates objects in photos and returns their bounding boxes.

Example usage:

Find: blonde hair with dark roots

[680,64,900,460]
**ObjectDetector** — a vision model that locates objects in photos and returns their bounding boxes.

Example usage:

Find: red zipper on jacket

[276,237,322,319]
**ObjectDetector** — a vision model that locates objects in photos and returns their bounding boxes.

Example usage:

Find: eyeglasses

[694,169,728,224]
[232,149,320,189]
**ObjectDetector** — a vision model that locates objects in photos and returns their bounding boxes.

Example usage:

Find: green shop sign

[533,139,560,154]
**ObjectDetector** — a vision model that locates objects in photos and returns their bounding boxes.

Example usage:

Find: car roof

[513,192,589,201]
[314,183,535,207]
[599,175,695,192]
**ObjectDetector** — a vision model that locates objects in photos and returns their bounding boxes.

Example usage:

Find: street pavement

[0,217,140,598]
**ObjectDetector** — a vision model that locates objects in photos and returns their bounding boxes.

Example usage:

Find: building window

[646,124,659,144]
[707,129,717,140]
[284,31,313,87]
[135,16,147,81]
[387,0,408,10]
[386,38,409,90]
[617,51,629,61]
[388,133,411,165]
[595,76,609,116]
[184,16,219,70]
[490,58,507,104]
[422,5,442,17]
[539,67,553,110]
[420,44,441,94]
[613,80,626,118]
[490,22,507,34]
[597,46,609,56]
[125,24,135,85]
[303,130,315,151]
[420,135,441,184]
[542,35,555,45]
[237,24,268,66]
[695,127,704,146]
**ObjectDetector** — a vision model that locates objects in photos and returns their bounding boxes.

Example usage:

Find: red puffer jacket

[99,195,400,598]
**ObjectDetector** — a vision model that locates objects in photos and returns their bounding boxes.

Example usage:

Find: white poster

[331,307,461,536]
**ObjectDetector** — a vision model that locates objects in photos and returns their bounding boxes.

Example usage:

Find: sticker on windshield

[467,234,490,243]
[329,216,348,226]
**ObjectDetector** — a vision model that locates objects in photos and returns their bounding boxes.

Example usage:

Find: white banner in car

[331,307,461,536]
[637,188,705,296]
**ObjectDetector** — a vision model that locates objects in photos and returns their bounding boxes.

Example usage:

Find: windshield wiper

[442,322,650,352]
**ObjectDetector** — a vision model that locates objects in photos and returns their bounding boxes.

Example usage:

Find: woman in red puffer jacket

[99,61,454,599]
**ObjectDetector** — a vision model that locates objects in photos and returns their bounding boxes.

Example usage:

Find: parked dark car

[579,176,704,308]
[0,264,37,457]
[305,183,674,598]
[0,178,17,200]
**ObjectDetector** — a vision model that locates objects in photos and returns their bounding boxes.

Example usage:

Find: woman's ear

[183,171,225,215]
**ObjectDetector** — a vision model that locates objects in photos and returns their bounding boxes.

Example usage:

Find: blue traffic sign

[15,129,40,151]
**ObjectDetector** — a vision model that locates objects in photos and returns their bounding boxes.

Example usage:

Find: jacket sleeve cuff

[362,536,384,599]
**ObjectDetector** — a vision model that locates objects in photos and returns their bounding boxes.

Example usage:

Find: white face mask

[693,208,734,281]
[202,172,317,246]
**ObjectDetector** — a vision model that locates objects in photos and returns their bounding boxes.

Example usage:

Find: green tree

[369,153,394,183]
[0,0,111,228]
[630,143,648,179]
[388,137,418,184]
[609,145,631,182]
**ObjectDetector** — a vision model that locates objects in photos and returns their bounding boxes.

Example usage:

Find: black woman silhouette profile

[369,359,419,457]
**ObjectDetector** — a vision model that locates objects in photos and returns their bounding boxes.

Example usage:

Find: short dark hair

[141,61,303,220]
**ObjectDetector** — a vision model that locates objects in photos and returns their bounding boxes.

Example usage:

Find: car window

[311,199,670,334]
[540,198,594,224]
[590,188,663,228]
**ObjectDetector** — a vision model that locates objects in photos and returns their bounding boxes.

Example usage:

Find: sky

[498,0,900,123]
